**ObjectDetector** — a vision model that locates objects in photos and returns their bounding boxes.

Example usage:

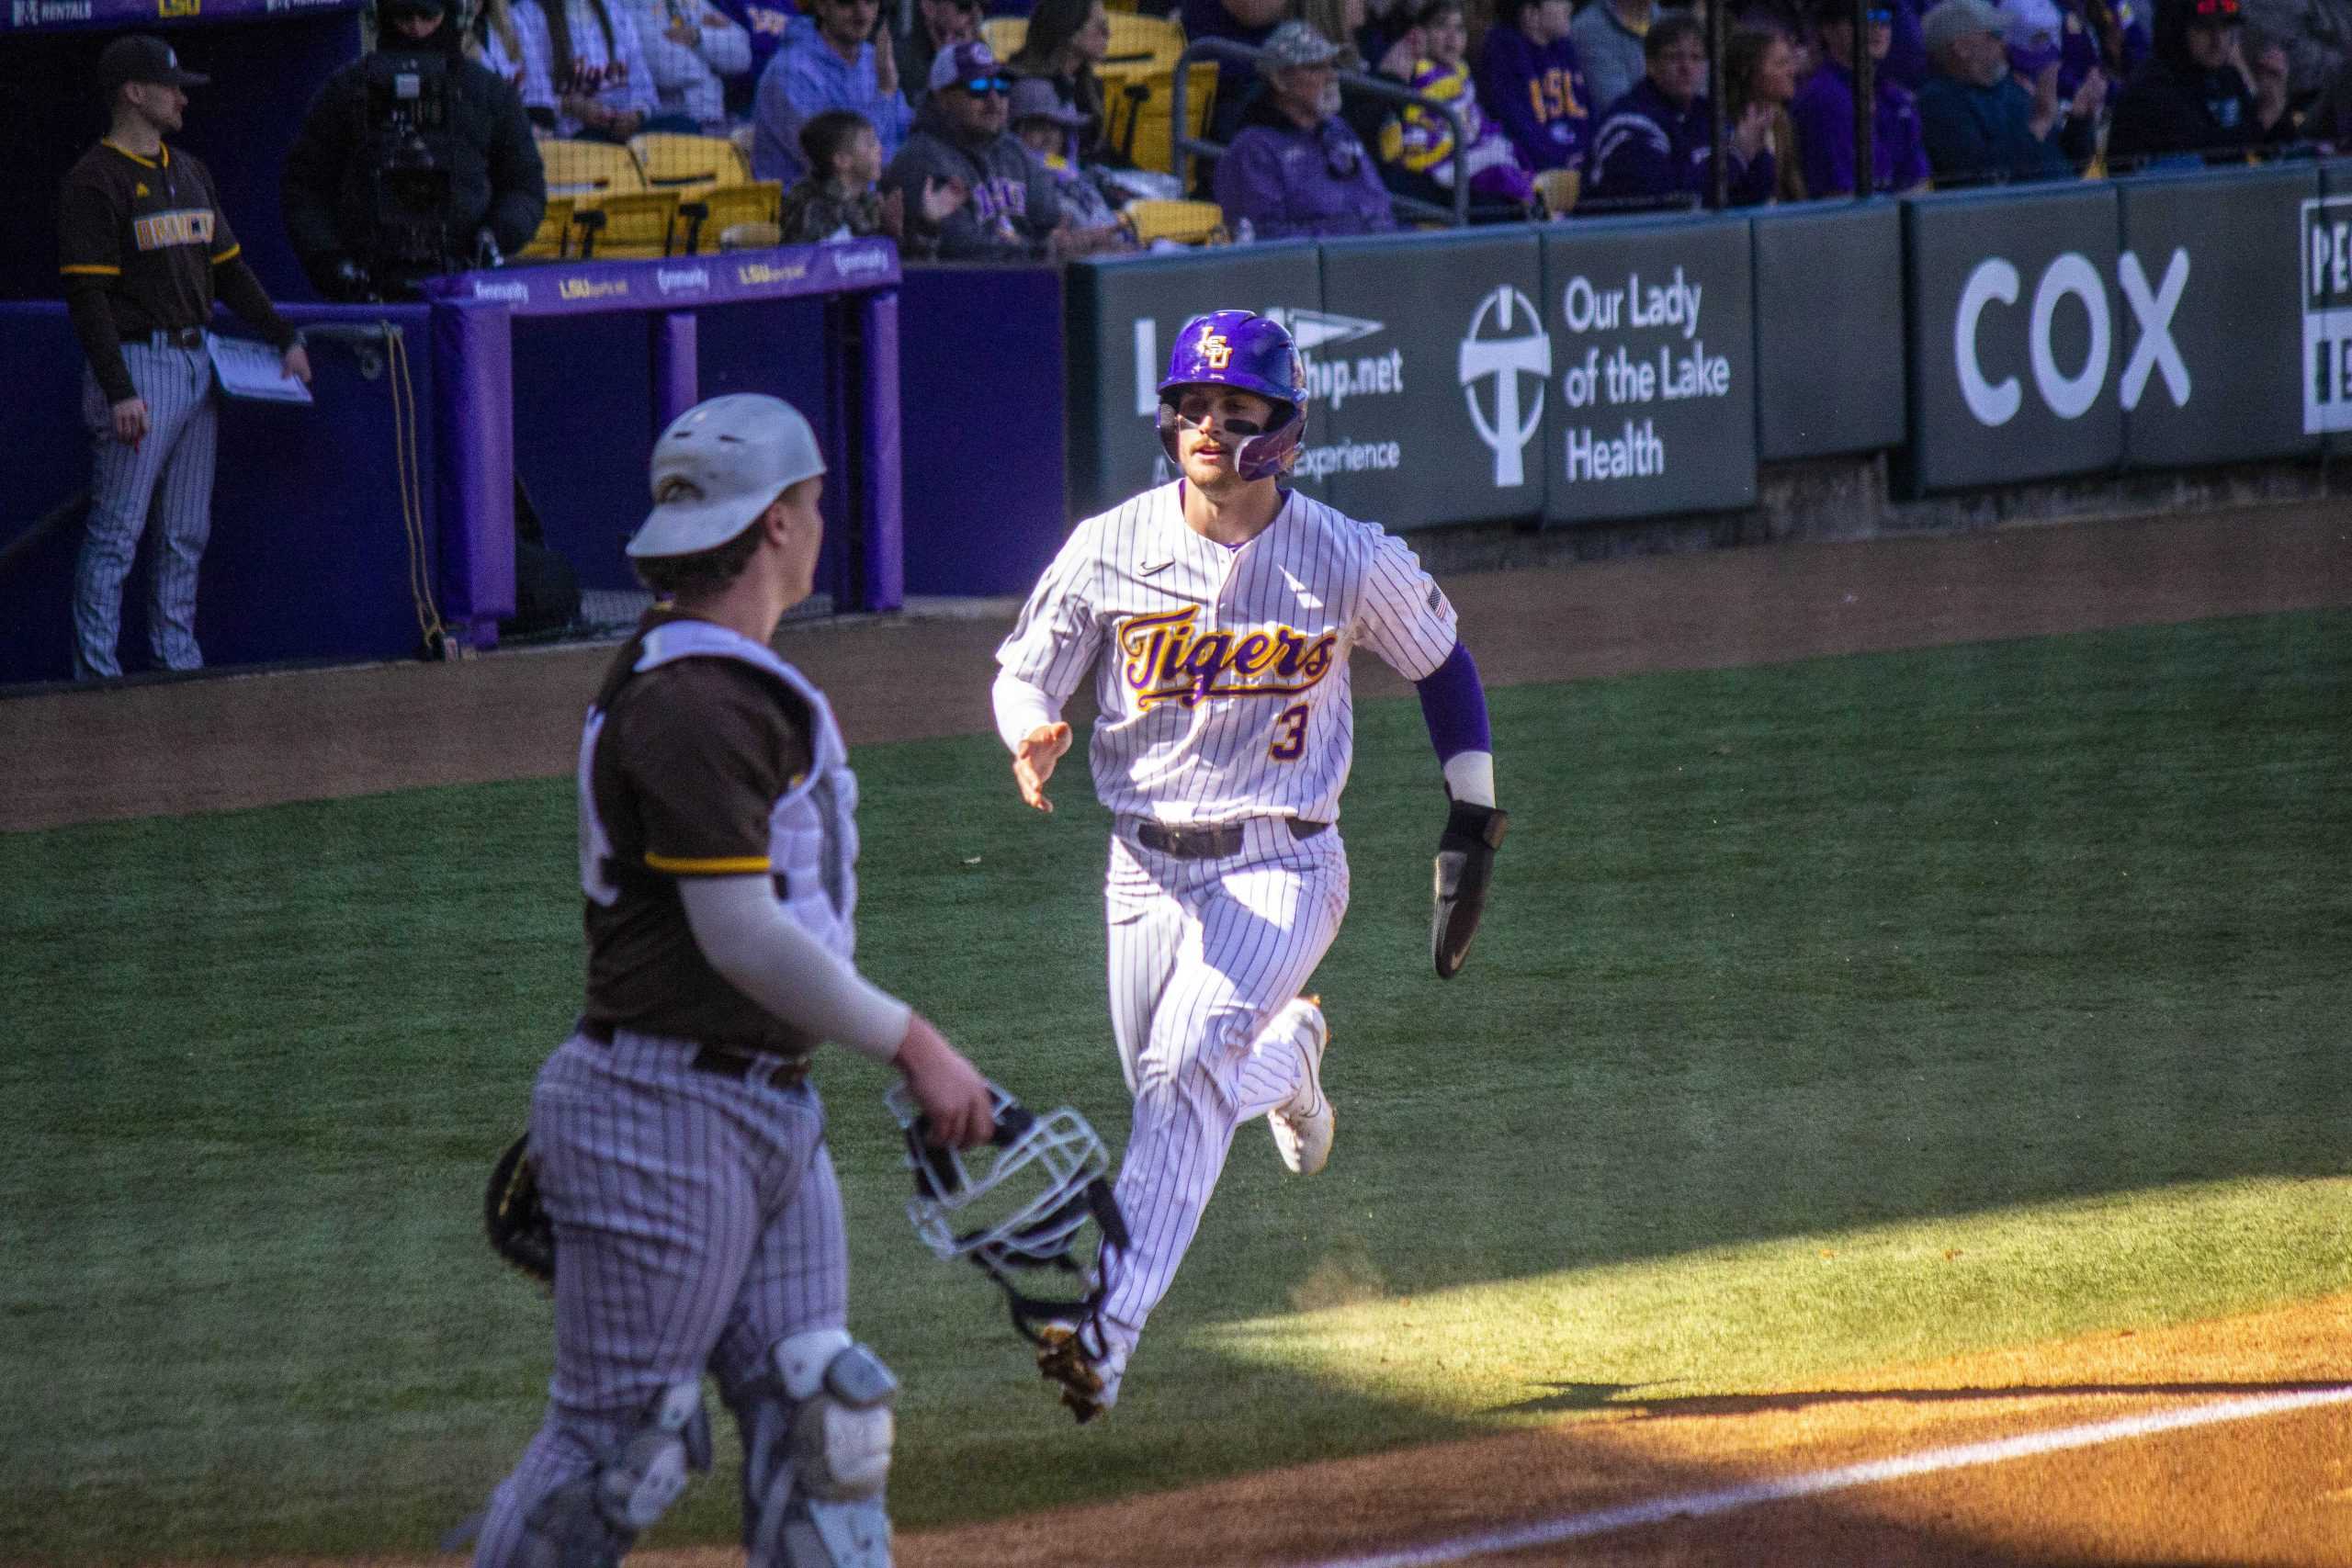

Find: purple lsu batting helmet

[1156,310,1308,481]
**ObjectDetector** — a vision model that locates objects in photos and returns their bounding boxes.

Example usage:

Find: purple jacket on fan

[1475,22,1594,172]
[1213,95,1398,238]
[1582,77,1775,208]
[1789,58,1929,194]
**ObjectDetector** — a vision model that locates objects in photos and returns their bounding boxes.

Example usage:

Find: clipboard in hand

[208,334,314,404]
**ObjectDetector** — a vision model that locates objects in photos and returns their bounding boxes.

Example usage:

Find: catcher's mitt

[1432,799,1509,979]
[485,1134,555,1286]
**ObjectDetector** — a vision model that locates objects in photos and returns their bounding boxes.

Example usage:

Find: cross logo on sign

[1459,285,1551,487]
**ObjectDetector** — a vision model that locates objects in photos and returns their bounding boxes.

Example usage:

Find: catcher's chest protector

[579,619,862,961]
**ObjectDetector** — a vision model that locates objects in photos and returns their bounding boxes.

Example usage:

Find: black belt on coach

[1136,818,1329,860]
[151,327,208,348]
[578,1017,812,1088]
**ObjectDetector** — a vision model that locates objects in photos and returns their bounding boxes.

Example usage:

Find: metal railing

[1170,35,1476,227]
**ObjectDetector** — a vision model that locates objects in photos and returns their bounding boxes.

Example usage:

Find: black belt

[579,1018,811,1088]
[150,327,208,348]
[1136,818,1328,860]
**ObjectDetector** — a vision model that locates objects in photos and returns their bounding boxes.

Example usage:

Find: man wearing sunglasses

[1791,0,1934,194]
[2108,0,2296,162]
[882,39,1124,258]
[751,0,912,184]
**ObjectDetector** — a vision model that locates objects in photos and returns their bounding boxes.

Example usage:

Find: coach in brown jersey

[57,35,311,681]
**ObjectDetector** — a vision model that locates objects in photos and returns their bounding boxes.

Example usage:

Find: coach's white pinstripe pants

[74,336,218,680]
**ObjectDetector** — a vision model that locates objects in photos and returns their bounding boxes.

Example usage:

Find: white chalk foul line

[1305,1384,2352,1568]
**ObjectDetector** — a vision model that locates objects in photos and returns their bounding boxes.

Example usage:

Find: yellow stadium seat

[1122,197,1226,245]
[516,194,576,259]
[629,131,745,190]
[1103,11,1182,68]
[1532,167,1579,219]
[981,16,1027,59]
[571,188,683,259]
[676,180,785,254]
[1106,58,1215,177]
[540,139,648,197]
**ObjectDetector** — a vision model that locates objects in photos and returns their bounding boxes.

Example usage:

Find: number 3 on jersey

[1269,703,1309,761]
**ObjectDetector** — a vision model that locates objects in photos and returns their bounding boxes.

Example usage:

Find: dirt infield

[6,502,2346,833]
[18,498,2350,1564]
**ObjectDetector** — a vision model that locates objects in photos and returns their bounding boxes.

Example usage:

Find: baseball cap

[1257,20,1341,73]
[1008,76,1090,126]
[2001,0,2064,71]
[929,38,1003,94]
[1921,0,2005,53]
[628,394,827,559]
[97,34,210,94]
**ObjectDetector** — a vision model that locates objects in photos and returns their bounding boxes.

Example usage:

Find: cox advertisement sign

[1907,169,2318,489]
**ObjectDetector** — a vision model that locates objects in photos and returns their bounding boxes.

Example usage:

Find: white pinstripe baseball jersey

[997,480,1462,825]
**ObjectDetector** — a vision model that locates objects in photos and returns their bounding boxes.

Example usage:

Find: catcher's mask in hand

[884,1082,1128,1344]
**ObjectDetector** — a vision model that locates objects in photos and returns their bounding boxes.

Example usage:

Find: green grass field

[3,609,2346,1563]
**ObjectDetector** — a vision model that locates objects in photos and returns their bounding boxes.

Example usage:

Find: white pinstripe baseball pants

[74,337,218,680]
[471,1028,847,1568]
[1093,818,1349,1364]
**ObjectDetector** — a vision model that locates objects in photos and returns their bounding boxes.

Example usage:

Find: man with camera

[283,0,548,301]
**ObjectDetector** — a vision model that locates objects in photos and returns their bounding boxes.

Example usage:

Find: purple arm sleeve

[1415,641,1491,761]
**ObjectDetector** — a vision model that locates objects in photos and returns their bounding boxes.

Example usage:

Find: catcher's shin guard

[744,1329,898,1568]
[514,1382,712,1568]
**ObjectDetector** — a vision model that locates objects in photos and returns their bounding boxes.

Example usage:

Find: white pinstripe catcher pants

[74,336,219,680]
[1094,817,1349,1362]
[471,1027,846,1568]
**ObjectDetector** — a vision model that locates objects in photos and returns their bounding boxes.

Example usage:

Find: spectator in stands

[1384,0,1539,209]
[1007,0,1114,158]
[1214,20,1400,233]
[2003,0,2113,142]
[1789,0,1932,192]
[1009,75,1136,232]
[537,0,695,139]
[2241,0,2352,107]
[885,39,1125,254]
[1189,0,1298,141]
[2056,0,2154,100]
[897,0,985,107]
[1476,0,1594,175]
[1302,0,1377,64]
[752,0,915,183]
[614,0,753,132]
[780,105,970,237]
[1915,0,2099,181]
[1725,23,1808,198]
[285,0,548,298]
[1573,0,1678,126]
[1584,12,1779,207]
[472,0,560,127]
[2108,0,2295,163]
[705,0,798,112]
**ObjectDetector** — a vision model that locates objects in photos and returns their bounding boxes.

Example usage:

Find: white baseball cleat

[1268,996,1333,1177]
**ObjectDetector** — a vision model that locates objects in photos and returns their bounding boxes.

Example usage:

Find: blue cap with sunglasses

[930,38,1009,94]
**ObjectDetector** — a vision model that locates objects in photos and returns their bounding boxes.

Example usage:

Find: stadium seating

[540,139,648,197]
[676,180,785,254]
[629,131,752,190]
[981,16,1027,59]
[517,194,577,259]
[571,188,683,259]
[1121,197,1226,245]
[1098,15,1206,177]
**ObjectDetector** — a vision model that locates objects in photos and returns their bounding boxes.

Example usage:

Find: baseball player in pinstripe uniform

[57,36,311,682]
[993,310,1507,1422]
[470,393,997,1568]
